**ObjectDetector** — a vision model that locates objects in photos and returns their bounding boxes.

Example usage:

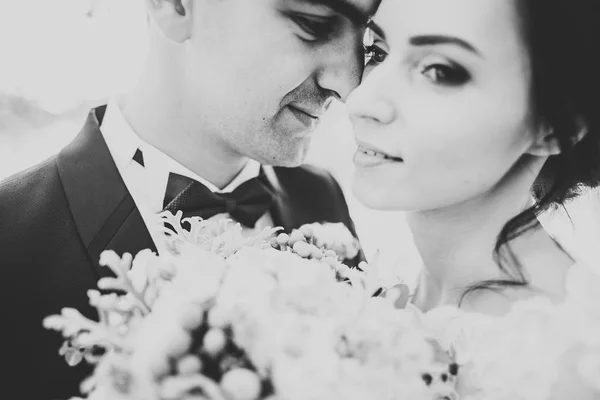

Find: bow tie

[162,172,276,228]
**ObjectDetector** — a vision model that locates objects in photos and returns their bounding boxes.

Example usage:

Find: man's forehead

[286,0,379,26]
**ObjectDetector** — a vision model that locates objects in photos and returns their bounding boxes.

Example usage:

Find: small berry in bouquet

[44,212,458,400]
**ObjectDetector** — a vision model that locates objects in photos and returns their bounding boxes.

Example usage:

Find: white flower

[87,352,160,400]
[307,222,361,260]
[127,249,169,295]
[45,214,450,400]
[565,263,600,320]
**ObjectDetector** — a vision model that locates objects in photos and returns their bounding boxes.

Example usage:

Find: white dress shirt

[100,101,274,251]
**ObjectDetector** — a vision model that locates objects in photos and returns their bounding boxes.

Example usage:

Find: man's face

[182,0,377,166]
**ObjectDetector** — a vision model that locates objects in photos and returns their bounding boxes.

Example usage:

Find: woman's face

[348,0,538,212]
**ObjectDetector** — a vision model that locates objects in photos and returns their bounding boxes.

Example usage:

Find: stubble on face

[250,0,377,166]
[258,77,333,166]
[194,0,376,167]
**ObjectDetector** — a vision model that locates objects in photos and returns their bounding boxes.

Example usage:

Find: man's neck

[118,72,248,190]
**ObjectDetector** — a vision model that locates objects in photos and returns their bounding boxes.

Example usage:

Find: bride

[347,0,600,398]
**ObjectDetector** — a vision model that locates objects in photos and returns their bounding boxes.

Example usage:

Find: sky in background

[0,0,146,112]
[1,0,598,279]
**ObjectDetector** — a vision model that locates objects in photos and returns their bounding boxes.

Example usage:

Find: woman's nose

[346,67,397,126]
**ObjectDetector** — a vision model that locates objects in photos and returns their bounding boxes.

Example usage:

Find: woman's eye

[421,63,470,86]
[364,44,388,65]
[292,15,336,41]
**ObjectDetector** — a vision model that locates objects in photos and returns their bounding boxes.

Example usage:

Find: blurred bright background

[1,0,599,281]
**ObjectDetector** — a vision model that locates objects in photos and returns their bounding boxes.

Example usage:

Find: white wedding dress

[417,262,600,400]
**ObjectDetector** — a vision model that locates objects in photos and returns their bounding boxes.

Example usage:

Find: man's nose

[315,37,365,101]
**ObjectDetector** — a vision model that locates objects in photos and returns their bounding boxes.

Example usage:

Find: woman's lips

[353,145,404,168]
[356,144,404,162]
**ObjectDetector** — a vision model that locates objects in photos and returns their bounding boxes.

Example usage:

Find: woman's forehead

[373,0,523,51]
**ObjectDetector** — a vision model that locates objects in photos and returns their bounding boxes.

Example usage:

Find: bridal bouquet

[44,212,458,400]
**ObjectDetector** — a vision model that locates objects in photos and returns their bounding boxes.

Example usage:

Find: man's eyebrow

[298,0,372,26]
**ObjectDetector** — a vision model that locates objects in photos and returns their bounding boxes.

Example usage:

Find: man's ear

[145,0,192,43]
[527,117,588,157]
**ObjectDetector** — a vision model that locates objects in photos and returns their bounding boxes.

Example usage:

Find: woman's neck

[407,158,551,309]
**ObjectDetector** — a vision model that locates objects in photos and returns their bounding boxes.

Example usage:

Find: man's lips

[287,104,324,129]
[288,105,320,120]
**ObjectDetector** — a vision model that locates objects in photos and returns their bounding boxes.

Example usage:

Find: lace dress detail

[419,262,600,400]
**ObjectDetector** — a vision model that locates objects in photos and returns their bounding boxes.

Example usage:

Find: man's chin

[272,158,304,168]
[258,148,308,168]
[253,138,311,167]
[260,154,305,168]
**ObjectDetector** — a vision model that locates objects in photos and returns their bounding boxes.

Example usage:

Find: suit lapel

[263,166,298,232]
[270,192,295,232]
[57,106,156,279]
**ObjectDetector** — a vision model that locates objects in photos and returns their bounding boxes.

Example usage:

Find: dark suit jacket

[0,106,360,400]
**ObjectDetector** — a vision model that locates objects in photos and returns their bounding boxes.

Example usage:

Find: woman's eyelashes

[363,43,471,88]
[364,43,388,65]
[419,59,471,87]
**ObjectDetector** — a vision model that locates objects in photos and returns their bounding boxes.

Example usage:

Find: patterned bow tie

[162,172,276,228]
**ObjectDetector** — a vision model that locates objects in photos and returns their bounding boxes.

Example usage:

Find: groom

[0,0,377,399]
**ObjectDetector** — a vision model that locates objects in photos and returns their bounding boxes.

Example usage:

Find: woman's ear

[145,0,192,43]
[527,117,588,157]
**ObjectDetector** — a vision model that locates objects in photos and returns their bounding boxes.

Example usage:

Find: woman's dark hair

[462,0,600,301]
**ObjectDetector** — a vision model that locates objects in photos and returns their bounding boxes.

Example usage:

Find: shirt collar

[100,101,141,172]
[100,101,262,194]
